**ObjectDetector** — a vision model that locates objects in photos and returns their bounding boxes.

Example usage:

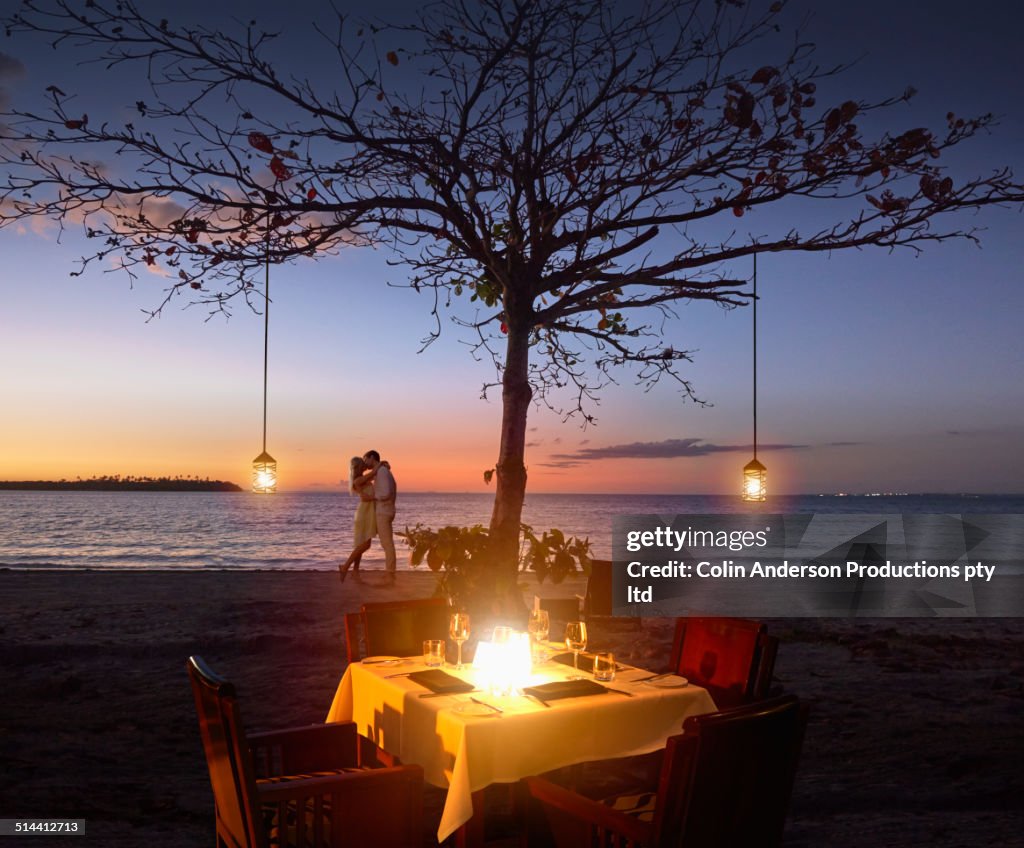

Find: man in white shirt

[363,450,397,583]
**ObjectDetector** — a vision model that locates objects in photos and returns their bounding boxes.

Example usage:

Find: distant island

[0,475,243,492]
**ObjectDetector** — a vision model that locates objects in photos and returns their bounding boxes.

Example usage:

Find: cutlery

[419,689,480,699]
[385,671,417,678]
[632,672,671,683]
[470,696,504,714]
[602,686,635,697]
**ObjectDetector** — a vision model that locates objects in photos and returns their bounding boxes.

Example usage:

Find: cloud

[823,441,863,447]
[525,441,543,448]
[0,52,26,111]
[0,53,24,81]
[548,437,810,463]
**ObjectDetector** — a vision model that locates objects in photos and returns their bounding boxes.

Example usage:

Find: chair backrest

[360,597,449,658]
[187,656,264,848]
[539,597,582,627]
[653,695,808,848]
[582,559,614,617]
[344,612,363,664]
[670,617,771,705]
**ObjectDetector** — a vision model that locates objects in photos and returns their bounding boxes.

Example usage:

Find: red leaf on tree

[269,156,291,181]
[736,93,755,129]
[500,322,508,334]
[733,206,744,217]
[386,51,399,66]
[839,100,859,123]
[750,66,777,86]
[247,131,274,154]
[770,1,783,11]
[306,187,317,200]
[64,116,86,130]
[190,281,202,290]
[824,108,841,137]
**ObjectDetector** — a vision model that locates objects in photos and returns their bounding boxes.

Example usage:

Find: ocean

[1,491,1021,571]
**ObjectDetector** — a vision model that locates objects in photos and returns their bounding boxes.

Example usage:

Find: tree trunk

[481,305,532,623]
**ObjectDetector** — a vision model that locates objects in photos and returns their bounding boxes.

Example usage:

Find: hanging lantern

[252,451,277,494]
[252,225,276,494]
[742,458,767,502]
[741,253,767,502]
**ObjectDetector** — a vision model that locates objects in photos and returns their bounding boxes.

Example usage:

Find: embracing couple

[339,450,398,584]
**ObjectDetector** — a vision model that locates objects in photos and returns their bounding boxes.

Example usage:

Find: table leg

[454,788,486,848]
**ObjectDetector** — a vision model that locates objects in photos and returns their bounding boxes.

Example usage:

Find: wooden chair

[538,597,582,627]
[187,656,423,848]
[344,597,449,663]
[583,559,642,631]
[669,616,778,708]
[522,695,808,848]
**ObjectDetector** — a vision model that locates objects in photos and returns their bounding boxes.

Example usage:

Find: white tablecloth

[326,658,717,842]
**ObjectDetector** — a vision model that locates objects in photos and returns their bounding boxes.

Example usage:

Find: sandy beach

[1,569,1021,846]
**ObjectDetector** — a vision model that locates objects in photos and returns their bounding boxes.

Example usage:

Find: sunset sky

[1,0,1022,494]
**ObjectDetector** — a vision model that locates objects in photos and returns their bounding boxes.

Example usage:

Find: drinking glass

[527,608,550,662]
[564,621,588,679]
[449,611,471,670]
[423,639,445,667]
[593,652,616,682]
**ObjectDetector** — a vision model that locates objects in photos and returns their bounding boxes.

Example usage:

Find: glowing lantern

[741,253,768,502]
[252,230,277,494]
[473,629,532,696]
[252,451,277,494]
[742,458,767,502]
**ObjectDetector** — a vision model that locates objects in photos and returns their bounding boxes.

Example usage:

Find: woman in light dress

[339,456,378,582]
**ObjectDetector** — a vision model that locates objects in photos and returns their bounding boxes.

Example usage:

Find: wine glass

[564,620,588,679]
[449,611,471,670]
[527,608,550,662]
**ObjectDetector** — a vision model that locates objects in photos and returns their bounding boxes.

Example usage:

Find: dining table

[325,648,718,845]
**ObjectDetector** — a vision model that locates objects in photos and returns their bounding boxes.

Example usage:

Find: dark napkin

[406,669,476,694]
[521,679,610,702]
[551,652,624,674]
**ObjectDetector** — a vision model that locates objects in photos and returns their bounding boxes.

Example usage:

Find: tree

[3,0,1022,615]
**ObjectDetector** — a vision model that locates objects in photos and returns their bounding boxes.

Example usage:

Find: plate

[362,656,402,666]
[453,702,500,716]
[643,675,688,689]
